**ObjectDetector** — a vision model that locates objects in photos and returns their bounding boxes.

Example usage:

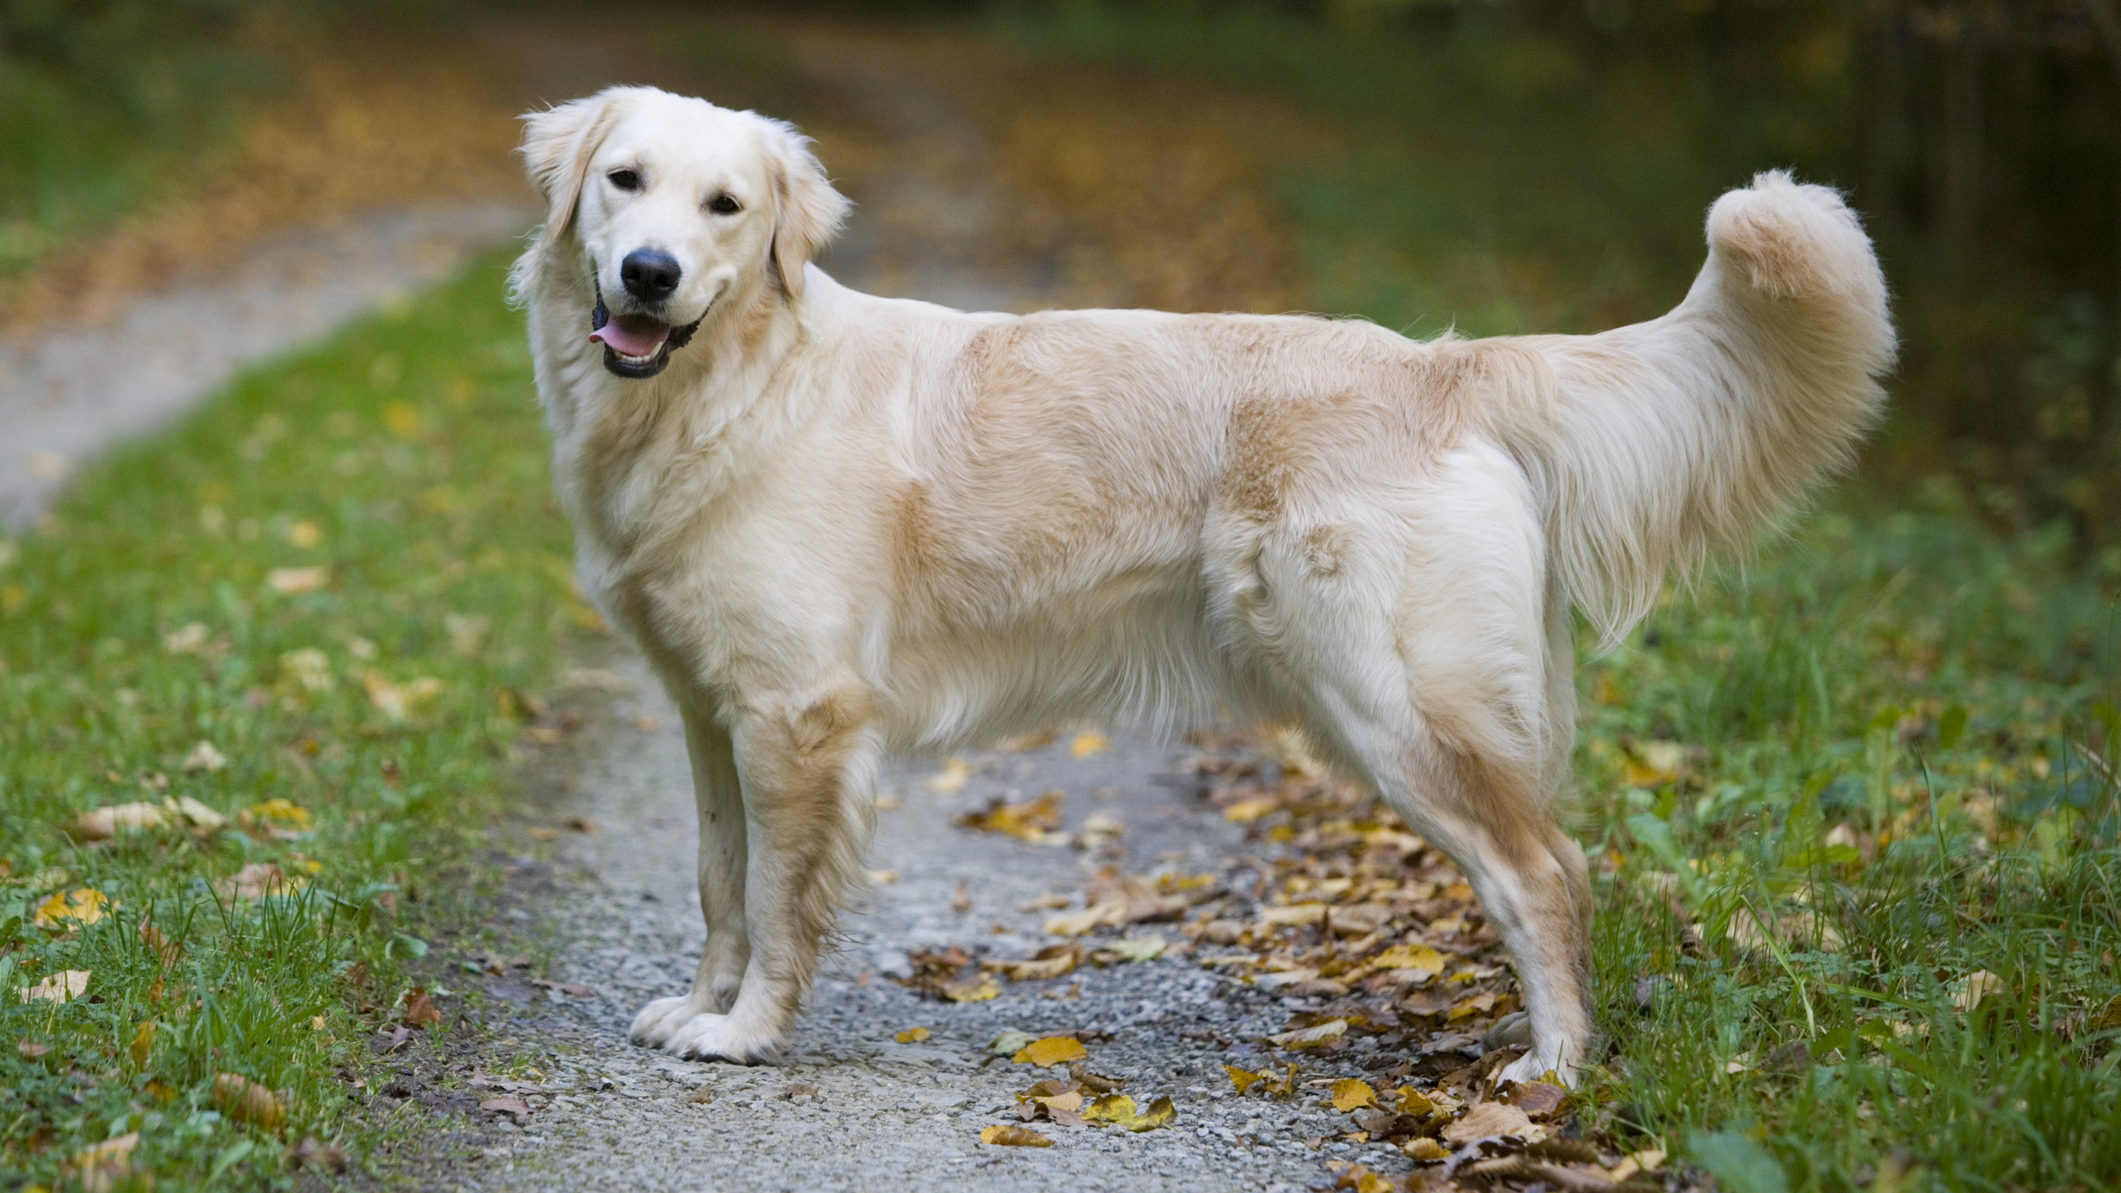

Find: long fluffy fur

[516,88,1893,1084]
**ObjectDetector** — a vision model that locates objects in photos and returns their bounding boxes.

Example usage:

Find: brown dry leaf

[33,888,110,929]
[1268,1019,1347,1050]
[1013,1035,1088,1066]
[20,970,91,1003]
[292,1136,350,1173]
[955,791,1067,843]
[987,944,1084,981]
[481,1095,532,1118]
[364,671,445,721]
[213,1073,288,1130]
[980,1124,1055,1147]
[216,862,303,900]
[401,986,442,1028]
[1331,1078,1378,1112]
[18,1038,52,1059]
[895,1026,930,1043]
[1442,1100,1535,1145]
[1506,1079,1569,1119]
[1044,868,1186,936]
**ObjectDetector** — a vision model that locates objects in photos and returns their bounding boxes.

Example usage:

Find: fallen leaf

[1222,797,1281,823]
[925,758,971,794]
[1225,1065,1266,1094]
[1367,943,1446,978]
[895,1027,931,1043]
[182,740,227,773]
[33,889,109,929]
[1268,1019,1347,1050]
[1092,935,1167,964]
[169,796,227,832]
[67,802,169,840]
[216,862,303,900]
[941,973,1001,1003]
[128,1021,155,1068]
[213,1073,287,1129]
[955,791,1067,843]
[1405,1137,1450,1162]
[987,944,1084,981]
[401,986,442,1028]
[292,1136,349,1173]
[1442,1100,1535,1144]
[1953,970,2004,1013]
[1070,731,1111,758]
[480,1096,532,1118]
[1013,1035,1088,1066]
[64,1131,139,1190]
[18,1038,51,1058]
[980,1124,1055,1147]
[1506,1079,1569,1119]
[364,671,444,721]
[991,1030,1036,1056]
[687,1086,714,1104]
[21,970,91,1002]
[1083,1093,1176,1132]
[266,566,329,595]
[1331,1078,1378,1112]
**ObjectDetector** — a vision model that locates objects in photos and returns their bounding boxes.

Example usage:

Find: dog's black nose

[620,249,682,301]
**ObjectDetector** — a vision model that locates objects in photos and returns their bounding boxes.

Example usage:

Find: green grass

[0,253,577,1188]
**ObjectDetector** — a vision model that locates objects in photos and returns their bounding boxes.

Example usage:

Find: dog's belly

[876,568,1280,753]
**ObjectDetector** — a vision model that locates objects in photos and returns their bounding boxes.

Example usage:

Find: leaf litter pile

[935,731,1666,1191]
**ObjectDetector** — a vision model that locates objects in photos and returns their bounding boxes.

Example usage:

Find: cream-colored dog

[512,86,1892,1085]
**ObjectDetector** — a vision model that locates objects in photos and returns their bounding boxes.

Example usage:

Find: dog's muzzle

[591,282,703,379]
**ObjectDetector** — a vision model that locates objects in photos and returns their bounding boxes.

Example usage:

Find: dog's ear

[764,122,849,300]
[520,89,632,244]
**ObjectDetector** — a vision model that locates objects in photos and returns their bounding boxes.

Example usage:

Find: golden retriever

[511,85,1893,1086]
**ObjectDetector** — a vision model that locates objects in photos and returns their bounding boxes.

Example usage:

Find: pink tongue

[590,316,671,358]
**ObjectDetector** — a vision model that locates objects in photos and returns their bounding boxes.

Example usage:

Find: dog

[510,85,1893,1086]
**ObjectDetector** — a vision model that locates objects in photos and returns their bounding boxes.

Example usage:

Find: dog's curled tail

[1474,170,1896,648]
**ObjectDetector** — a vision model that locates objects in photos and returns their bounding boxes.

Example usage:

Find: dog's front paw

[1496,1045,1573,1088]
[665,1011,781,1065]
[629,995,706,1048]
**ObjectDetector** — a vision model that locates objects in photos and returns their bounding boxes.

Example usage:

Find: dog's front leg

[655,688,877,1064]
[630,706,750,1047]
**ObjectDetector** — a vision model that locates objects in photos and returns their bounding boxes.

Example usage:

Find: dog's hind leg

[658,687,878,1064]
[1238,446,1593,1085]
[630,705,751,1048]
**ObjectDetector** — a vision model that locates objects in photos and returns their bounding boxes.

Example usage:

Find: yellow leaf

[1952,969,2004,1013]
[33,889,109,929]
[925,757,971,794]
[128,1021,156,1069]
[1368,943,1446,977]
[894,1027,930,1044]
[382,401,423,438]
[246,798,312,831]
[1405,1137,1450,1162]
[1083,1093,1176,1132]
[1225,1065,1265,1094]
[980,1124,1054,1147]
[212,1073,287,1130]
[1331,1078,1377,1112]
[1069,731,1110,759]
[1395,1086,1437,1118]
[1222,797,1280,823]
[287,520,322,548]
[1013,1036,1088,1066]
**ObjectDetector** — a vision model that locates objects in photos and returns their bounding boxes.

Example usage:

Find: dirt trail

[441,30,1401,1193]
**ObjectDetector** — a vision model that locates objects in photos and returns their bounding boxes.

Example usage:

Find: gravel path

[0,199,531,528]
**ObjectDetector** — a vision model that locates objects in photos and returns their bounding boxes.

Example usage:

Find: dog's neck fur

[529,249,817,566]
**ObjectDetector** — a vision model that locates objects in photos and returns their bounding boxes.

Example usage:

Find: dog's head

[518,86,849,379]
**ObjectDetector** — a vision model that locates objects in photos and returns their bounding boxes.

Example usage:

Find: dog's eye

[607,169,641,191]
[707,192,742,215]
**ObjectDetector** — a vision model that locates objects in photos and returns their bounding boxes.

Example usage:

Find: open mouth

[590,287,701,379]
